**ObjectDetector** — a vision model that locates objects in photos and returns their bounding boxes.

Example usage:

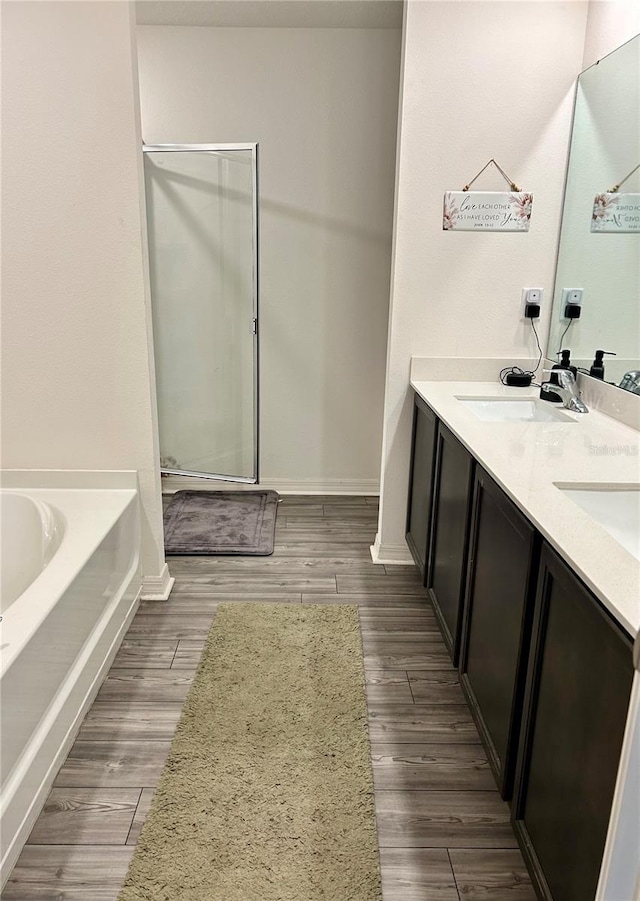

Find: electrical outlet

[522,287,543,318]
[561,288,583,306]
[562,287,583,319]
[523,287,543,305]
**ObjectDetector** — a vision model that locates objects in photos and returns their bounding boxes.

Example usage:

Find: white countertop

[411,380,640,637]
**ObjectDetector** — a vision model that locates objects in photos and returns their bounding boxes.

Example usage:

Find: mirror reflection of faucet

[619,371,640,395]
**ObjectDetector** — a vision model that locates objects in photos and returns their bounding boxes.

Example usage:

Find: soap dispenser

[554,349,578,379]
[539,371,562,403]
[589,349,616,380]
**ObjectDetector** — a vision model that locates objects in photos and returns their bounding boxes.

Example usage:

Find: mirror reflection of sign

[591,193,640,233]
[443,191,533,232]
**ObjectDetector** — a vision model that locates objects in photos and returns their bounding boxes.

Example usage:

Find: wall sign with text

[443,191,533,232]
[591,193,640,233]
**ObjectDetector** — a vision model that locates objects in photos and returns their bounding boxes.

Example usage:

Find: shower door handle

[251,318,258,335]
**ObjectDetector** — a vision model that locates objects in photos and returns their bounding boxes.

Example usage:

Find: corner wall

[1,1,166,583]
[375,0,588,561]
[136,24,401,493]
[582,0,640,68]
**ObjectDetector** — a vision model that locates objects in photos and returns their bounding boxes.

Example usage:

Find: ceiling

[135,0,404,29]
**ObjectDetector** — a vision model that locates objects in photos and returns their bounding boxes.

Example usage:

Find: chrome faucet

[619,371,640,395]
[541,370,589,413]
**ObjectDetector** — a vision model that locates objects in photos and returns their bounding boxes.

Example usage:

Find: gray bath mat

[163,490,279,556]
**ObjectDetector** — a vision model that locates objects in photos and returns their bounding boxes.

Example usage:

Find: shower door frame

[142,143,260,485]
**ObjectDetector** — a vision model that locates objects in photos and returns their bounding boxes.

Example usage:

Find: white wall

[136,25,401,492]
[582,0,640,68]
[375,0,588,560]
[1,1,166,583]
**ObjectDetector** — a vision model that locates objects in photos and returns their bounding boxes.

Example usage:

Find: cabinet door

[513,543,634,901]
[406,395,438,579]
[428,424,474,664]
[459,469,539,799]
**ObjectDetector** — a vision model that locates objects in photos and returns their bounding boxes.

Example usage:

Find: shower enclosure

[142,144,259,483]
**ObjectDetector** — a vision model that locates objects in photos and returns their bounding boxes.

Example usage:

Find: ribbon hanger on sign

[607,163,640,193]
[462,158,521,192]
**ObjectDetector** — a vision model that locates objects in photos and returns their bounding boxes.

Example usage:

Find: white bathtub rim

[2,491,66,566]
[0,488,136,640]
[0,568,142,888]
[0,489,138,672]
[1,543,140,808]
[0,469,138,491]
[0,492,66,615]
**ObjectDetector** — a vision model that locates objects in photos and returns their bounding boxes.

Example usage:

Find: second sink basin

[457,397,575,423]
[555,483,640,562]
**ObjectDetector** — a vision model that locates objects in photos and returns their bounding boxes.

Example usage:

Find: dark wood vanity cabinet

[406,391,636,900]
[406,394,438,578]
[512,544,634,901]
[427,424,474,664]
[458,468,540,799]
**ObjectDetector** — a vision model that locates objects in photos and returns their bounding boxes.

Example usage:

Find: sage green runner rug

[118,603,382,901]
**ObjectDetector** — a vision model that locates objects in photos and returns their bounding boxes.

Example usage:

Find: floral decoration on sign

[591,193,640,233]
[443,194,460,229]
[511,192,533,222]
[592,193,619,224]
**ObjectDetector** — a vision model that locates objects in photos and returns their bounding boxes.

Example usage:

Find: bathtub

[0,472,142,886]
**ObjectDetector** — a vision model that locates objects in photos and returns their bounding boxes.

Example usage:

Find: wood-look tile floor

[5,495,536,900]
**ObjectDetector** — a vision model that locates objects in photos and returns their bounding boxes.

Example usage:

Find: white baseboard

[262,478,379,495]
[141,563,175,600]
[161,475,379,496]
[370,532,414,565]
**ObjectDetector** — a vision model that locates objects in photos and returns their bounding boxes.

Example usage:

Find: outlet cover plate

[561,287,583,306]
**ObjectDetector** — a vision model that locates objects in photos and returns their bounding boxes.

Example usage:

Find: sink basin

[457,397,575,423]
[556,483,640,562]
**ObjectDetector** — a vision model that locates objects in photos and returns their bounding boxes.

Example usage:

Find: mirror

[548,34,640,391]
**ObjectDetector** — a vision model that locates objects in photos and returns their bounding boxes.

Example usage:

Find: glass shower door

[143,144,258,483]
